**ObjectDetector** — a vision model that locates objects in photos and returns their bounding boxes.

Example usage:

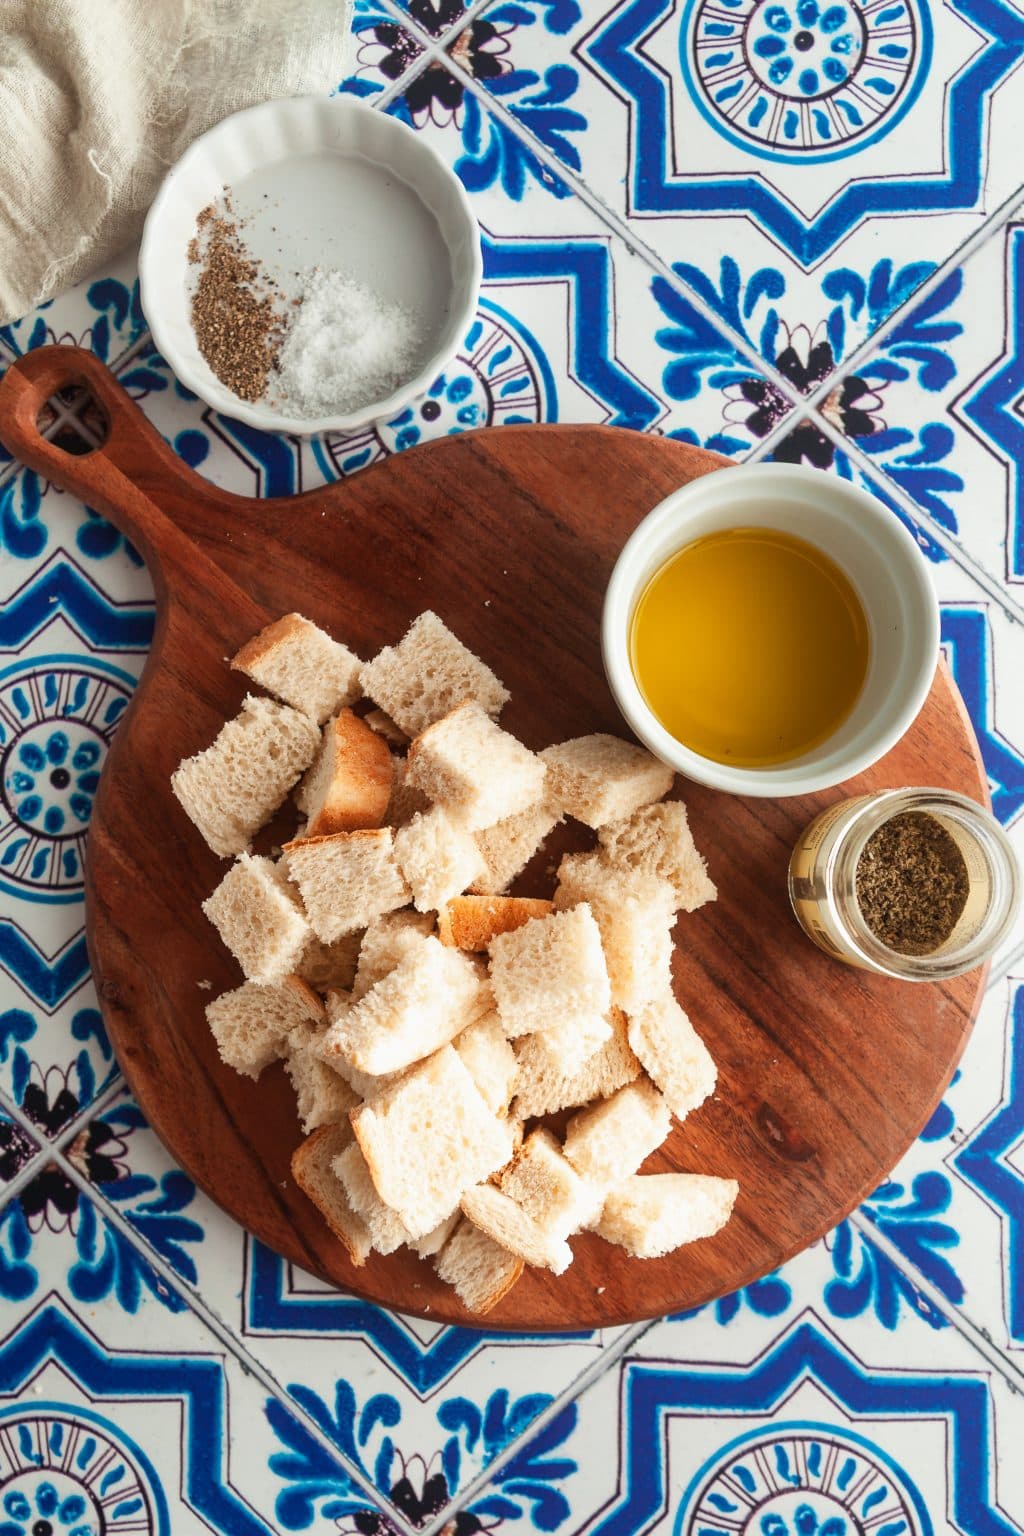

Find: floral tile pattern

[1,1,1024,1531]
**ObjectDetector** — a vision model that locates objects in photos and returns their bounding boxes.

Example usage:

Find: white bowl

[139,96,482,436]
[602,463,940,797]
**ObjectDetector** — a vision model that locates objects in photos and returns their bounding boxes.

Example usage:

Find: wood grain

[0,346,988,1331]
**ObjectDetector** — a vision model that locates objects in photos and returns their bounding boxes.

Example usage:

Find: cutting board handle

[0,346,268,632]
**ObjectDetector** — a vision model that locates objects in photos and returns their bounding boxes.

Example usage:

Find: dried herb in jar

[855,811,969,955]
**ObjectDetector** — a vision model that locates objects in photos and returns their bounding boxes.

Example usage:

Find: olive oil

[629,527,869,767]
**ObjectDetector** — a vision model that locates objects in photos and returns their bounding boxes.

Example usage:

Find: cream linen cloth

[0,0,352,325]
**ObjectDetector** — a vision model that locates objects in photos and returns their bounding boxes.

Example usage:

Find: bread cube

[500,1128,596,1237]
[284,1027,360,1132]
[453,1011,518,1114]
[172,694,320,857]
[471,799,562,894]
[202,853,311,983]
[360,610,509,736]
[295,709,393,836]
[319,938,489,1076]
[555,858,676,1013]
[439,895,554,951]
[351,1046,516,1237]
[563,1079,671,1186]
[352,910,435,1000]
[231,613,362,725]
[460,1183,572,1273]
[291,1123,371,1267]
[626,994,718,1122]
[596,1173,738,1257]
[541,735,674,828]
[394,808,488,913]
[512,1007,640,1119]
[282,828,410,942]
[434,1217,523,1315]
[599,801,717,912]
[205,975,323,1079]
[333,1141,416,1256]
[406,702,546,833]
[488,904,611,1038]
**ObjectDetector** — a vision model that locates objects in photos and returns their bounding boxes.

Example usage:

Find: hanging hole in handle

[38,381,111,457]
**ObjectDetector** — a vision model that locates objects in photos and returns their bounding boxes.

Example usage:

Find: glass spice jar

[788,788,1021,980]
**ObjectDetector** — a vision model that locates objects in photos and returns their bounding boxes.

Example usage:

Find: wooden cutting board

[0,346,988,1332]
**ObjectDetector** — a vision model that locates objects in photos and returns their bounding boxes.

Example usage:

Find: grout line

[0,1080,419,1536]
[420,1316,657,1536]
[803,406,1024,627]
[849,1209,1024,1394]
[791,183,1024,422]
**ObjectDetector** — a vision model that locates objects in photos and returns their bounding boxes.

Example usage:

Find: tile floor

[1,1,1023,1531]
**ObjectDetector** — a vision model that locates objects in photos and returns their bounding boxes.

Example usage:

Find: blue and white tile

[453,1234,1024,1534]
[71,1085,637,1527]
[453,0,1024,359]
[0,1177,374,1536]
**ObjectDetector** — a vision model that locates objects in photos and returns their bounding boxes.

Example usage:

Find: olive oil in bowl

[629,526,870,768]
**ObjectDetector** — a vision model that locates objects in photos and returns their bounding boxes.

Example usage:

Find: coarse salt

[273,268,422,417]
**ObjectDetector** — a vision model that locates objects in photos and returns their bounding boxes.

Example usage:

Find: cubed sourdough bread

[351,1046,516,1237]
[595,1173,738,1257]
[296,931,363,992]
[333,1141,416,1256]
[626,994,718,1121]
[290,1123,371,1267]
[352,911,435,1000]
[282,829,410,942]
[512,1006,641,1119]
[284,1027,360,1133]
[202,854,311,983]
[206,975,324,1079]
[460,1184,572,1273]
[394,808,488,913]
[470,800,562,895]
[556,863,676,1014]
[294,710,393,835]
[563,1078,671,1185]
[231,613,362,724]
[439,895,554,951]
[384,756,431,828]
[319,938,488,1076]
[453,1011,518,1115]
[360,611,509,736]
[488,904,611,1038]
[172,694,320,857]
[434,1216,523,1315]
[500,1128,597,1237]
[541,735,674,828]
[599,801,717,912]
[405,702,546,832]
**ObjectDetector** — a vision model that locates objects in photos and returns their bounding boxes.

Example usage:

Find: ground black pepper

[188,202,283,402]
[855,811,970,955]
